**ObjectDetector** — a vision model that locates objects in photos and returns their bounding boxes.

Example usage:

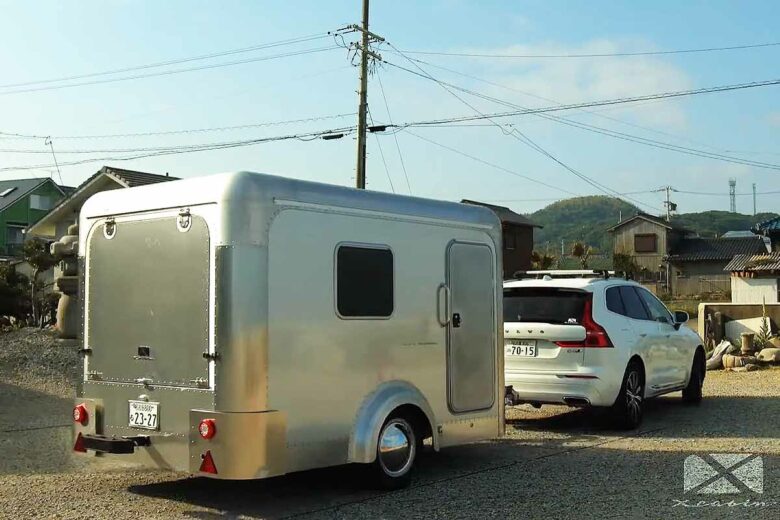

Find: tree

[0,263,30,318]
[571,241,592,269]
[531,250,556,270]
[612,252,641,278]
[23,238,57,325]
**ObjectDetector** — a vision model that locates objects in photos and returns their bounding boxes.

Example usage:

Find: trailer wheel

[370,414,417,489]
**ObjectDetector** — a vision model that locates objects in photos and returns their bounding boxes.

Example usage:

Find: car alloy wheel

[625,369,643,426]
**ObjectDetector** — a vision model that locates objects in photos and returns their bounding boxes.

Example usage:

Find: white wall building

[725,253,780,303]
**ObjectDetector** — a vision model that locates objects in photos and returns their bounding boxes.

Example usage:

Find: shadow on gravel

[128,437,780,520]
[0,381,74,475]
[506,392,780,440]
[130,441,561,519]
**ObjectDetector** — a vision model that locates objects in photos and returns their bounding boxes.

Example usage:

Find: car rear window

[503,287,587,324]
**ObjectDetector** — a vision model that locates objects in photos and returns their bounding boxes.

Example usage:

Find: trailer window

[336,245,393,318]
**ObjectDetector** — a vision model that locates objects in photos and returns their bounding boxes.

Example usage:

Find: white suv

[503,272,705,429]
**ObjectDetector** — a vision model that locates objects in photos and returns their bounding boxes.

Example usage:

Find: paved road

[1,370,778,519]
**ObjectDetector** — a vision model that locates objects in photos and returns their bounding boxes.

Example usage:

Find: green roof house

[0,177,67,258]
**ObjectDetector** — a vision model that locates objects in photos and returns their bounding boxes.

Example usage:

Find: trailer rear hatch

[86,213,210,388]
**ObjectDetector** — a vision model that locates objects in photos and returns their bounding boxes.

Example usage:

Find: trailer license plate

[128,401,159,430]
[505,340,537,357]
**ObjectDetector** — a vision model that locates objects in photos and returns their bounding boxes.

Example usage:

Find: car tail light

[73,404,89,425]
[198,418,217,440]
[555,296,613,348]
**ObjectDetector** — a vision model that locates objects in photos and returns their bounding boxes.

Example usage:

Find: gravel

[0,327,80,398]
[1,329,779,519]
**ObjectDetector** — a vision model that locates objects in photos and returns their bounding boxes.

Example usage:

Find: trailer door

[85,214,210,388]
[446,241,496,412]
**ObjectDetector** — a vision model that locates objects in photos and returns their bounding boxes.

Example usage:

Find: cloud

[441,39,694,130]
[767,111,780,127]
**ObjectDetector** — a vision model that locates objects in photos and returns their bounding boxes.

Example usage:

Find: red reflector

[73,432,87,453]
[199,450,218,474]
[73,404,89,425]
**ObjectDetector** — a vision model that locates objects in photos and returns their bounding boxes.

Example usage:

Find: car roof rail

[510,269,629,281]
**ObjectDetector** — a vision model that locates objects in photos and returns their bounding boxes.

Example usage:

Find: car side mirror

[673,310,689,330]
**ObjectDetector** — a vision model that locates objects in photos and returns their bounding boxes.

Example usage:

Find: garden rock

[756,347,780,363]
[706,340,738,370]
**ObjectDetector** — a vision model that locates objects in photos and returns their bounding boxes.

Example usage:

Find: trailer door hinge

[202,351,220,361]
[78,347,92,356]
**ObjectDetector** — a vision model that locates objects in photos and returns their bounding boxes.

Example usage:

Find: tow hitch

[75,433,151,454]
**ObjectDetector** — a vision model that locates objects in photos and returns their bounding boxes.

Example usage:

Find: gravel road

[1,329,778,519]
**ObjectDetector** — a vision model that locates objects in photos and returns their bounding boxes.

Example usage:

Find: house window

[30,194,52,211]
[634,233,657,253]
[336,245,394,318]
[503,229,516,251]
[6,225,24,245]
[6,225,25,255]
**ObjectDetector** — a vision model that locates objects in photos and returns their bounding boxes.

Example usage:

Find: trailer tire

[370,414,417,490]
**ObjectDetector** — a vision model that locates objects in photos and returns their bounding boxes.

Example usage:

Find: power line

[0,33,330,90]
[398,71,780,171]
[674,188,780,196]
[0,126,355,173]
[0,113,355,143]
[390,53,759,157]
[402,129,579,196]
[375,69,412,194]
[401,41,780,59]
[386,45,663,212]
[0,46,341,96]
[367,106,395,193]
[384,72,780,127]
[384,60,780,170]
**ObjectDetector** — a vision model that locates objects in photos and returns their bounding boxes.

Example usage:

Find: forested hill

[529,196,777,253]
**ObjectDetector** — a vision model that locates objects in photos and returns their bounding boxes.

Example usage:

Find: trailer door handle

[437,283,451,327]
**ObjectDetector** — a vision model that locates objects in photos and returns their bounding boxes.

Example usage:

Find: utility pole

[338,0,384,189]
[355,0,370,189]
[729,178,737,213]
[753,183,757,215]
[660,186,677,222]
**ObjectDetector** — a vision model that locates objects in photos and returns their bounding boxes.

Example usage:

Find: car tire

[682,351,704,405]
[369,415,417,490]
[611,360,644,430]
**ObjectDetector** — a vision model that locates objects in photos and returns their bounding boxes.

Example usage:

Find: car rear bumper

[505,370,619,407]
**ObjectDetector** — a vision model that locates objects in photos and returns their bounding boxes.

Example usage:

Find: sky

[0,0,778,217]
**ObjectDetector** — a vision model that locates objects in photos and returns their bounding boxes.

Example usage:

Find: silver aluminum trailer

[72,171,504,487]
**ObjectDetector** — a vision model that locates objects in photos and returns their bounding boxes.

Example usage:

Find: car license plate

[505,340,537,357]
[128,400,159,430]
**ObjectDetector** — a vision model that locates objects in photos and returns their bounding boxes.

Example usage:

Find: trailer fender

[348,380,438,464]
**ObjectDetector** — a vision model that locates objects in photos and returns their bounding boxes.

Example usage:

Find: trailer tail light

[198,418,217,440]
[73,404,89,425]
[199,450,218,474]
[555,297,613,348]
